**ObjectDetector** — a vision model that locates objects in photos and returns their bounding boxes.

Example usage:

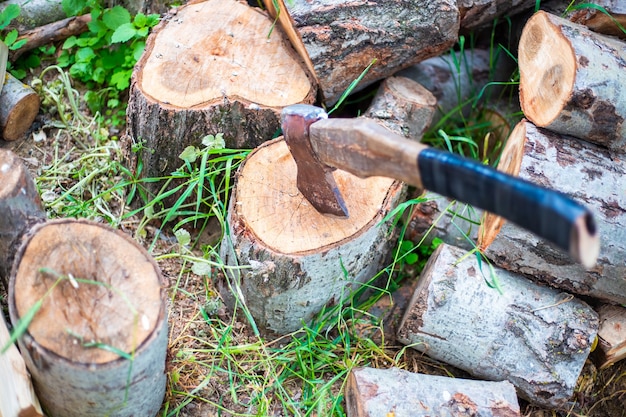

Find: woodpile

[0,149,169,417]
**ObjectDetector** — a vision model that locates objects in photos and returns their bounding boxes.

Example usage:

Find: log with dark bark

[0,149,46,287]
[0,311,43,417]
[0,0,67,32]
[219,137,405,334]
[569,0,626,39]
[8,219,168,417]
[10,14,92,61]
[124,0,316,187]
[479,120,626,305]
[363,75,437,141]
[263,0,460,105]
[345,367,520,417]
[519,11,626,153]
[593,304,626,370]
[0,74,40,141]
[397,243,599,409]
[458,0,536,31]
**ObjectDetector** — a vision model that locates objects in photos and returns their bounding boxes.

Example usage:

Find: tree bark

[0,311,43,417]
[457,0,536,31]
[397,243,599,409]
[345,367,520,417]
[263,0,460,106]
[218,137,405,334]
[479,120,626,305]
[592,304,626,370]
[0,149,46,288]
[569,0,626,39]
[10,14,92,61]
[362,75,436,141]
[124,0,316,187]
[0,74,40,141]
[8,219,168,417]
[1,0,67,32]
[519,11,626,153]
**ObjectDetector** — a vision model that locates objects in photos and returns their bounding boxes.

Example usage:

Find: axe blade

[281,104,349,218]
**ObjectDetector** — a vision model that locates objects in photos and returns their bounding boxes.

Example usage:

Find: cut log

[8,219,168,417]
[518,11,626,153]
[362,75,436,141]
[458,0,536,31]
[1,0,67,32]
[404,192,482,251]
[479,120,626,305]
[124,0,316,186]
[345,367,520,417]
[397,243,599,409]
[397,48,515,127]
[263,0,460,105]
[0,149,46,288]
[0,312,43,417]
[569,1,626,39]
[593,304,626,370]
[0,74,40,141]
[10,14,92,61]
[218,137,405,334]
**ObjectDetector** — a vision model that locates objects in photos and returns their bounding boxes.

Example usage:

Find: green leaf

[75,46,96,62]
[110,68,132,89]
[174,228,191,246]
[202,133,225,150]
[111,22,136,43]
[1,299,43,354]
[133,12,147,28]
[0,4,21,30]
[9,38,26,51]
[57,50,74,67]
[62,0,87,16]
[405,253,418,265]
[63,35,77,49]
[102,6,131,30]
[179,146,198,163]
[136,26,149,37]
[133,41,145,61]
[69,61,92,80]
[92,66,106,84]
[4,29,18,46]
[145,14,160,28]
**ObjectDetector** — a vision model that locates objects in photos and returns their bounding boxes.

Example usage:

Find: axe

[281,104,599,268]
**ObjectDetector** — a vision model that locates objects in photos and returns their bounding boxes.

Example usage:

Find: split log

[0,74,41,141]
[397,243,599,409]
[518,11,626,153]
[458,0,536,31]
[219,137,405,334]
[263,0,460,105]
[479,120,626,305]
[569,0,626,39]
[345,367,520,417]
[10,14,92,61]
[0,149,46,287]
[362,75,437,141]
[593,304,626,370]
[397,48,515,127]
[124,0,316,186]
[8,219,168,417]
[0,312,43,417]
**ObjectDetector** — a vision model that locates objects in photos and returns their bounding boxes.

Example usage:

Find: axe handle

[309,118,599,267]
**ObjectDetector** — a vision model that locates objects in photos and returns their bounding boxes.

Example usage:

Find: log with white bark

[593,304,626,370]
[362,75,437,141]
[0,74,40,141]
[0,149,46,287]
[569,0,626,39]
[263,0,460,106]
[519,11,626,153]
[219,136,404,334]
[397,243,599,408]
[0,312,43,417]
[8,219,168,417]
[345,367,520,417]
[124,0,315,188]
[479,120,626,305]
[458,0,536,31]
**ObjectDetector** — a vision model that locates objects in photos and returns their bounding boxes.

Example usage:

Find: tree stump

[397,243,599,409]
[0,149,46,287]
[593,304,626,370]
[362,75,437,141]
[479,120,626,305]
[519,11,626,153]
[219,137,405,334]
[8,219,168,417]
[124,0,316,185]
[0,74,40,141]
[345,367,520,417]
[263,0,460,105]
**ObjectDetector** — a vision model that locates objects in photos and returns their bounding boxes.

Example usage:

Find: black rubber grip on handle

[417,148,593,254]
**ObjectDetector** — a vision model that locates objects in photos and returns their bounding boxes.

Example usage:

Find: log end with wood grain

[8,219,168,417]
[124,0,316,183]
[593,304,626,370]
[0,74,40,141]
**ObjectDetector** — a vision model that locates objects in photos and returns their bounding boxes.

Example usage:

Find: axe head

[281,104,349,218]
